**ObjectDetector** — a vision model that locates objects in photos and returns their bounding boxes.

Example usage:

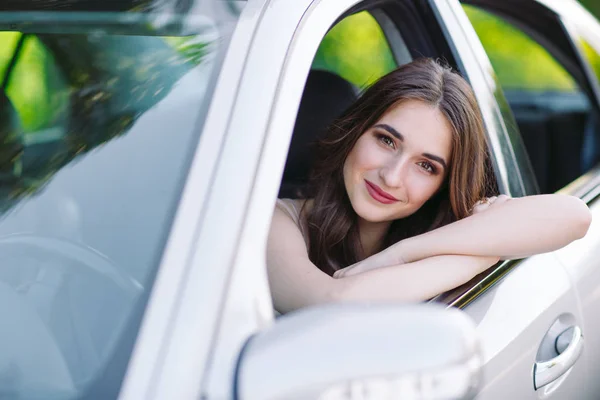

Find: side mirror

[236,303,481,400]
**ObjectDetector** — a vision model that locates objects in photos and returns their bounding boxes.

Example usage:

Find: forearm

[334,244,405,278]
[399,194,591,263]
[335,254,499,303]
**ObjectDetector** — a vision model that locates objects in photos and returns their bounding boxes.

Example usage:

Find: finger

[471,203,489,214]
[495,194,512,205]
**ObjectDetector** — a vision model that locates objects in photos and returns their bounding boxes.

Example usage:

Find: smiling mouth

[364,180,399,204]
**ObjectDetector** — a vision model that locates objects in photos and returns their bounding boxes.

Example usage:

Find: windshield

[0,1,242,399]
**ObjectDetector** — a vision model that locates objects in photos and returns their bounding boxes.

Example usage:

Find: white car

[0,0,599,399]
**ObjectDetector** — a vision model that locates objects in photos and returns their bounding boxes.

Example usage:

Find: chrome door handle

[534,326,584,390]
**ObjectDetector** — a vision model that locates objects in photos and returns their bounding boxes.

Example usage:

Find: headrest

[280,70,357,198]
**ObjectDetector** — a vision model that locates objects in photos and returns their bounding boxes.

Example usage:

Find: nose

[379,155,407,189]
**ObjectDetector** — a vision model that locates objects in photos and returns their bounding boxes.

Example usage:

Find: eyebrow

[374,123,448,171]
[422,153,448,171]
[374,124,404,141]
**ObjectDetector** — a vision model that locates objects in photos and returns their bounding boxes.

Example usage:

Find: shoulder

[273,198,311,247]
[268,198,337,314]
[275,198,310,224]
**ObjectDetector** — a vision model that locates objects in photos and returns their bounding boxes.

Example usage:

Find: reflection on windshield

[0,32,210,214]
[0,3,239,398]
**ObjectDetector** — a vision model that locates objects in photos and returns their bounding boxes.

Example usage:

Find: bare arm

[335,254,499,303]
[332,194,591,279]
[267,205,337,314]
[397,194,591,263]
[268,204,499,314]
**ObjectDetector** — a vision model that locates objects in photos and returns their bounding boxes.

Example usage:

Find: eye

[418,161,437,174]
[376,133,395,149]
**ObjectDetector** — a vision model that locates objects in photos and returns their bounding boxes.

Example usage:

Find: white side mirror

[237,303,481,400]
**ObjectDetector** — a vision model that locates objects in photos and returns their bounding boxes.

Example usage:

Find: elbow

[329,278,349,303]
[330,276,365,303]
[567,196,592,240]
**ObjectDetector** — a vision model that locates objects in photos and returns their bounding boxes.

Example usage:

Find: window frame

[370,9,412,65]
[115,3,257,399]
[310,9,399,88]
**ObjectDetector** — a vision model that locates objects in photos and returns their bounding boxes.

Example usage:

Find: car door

[432,0,590,398]
[542,2,600,397]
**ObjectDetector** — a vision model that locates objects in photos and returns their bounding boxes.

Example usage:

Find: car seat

[278,70,357,199]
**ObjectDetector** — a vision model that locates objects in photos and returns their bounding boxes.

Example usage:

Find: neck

[357,218,392,258]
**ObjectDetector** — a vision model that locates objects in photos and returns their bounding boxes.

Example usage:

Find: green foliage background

[312,2,600,92]
[580,0,600,20]
[312,12,396,89]
[463,5,578,91]
[578,0,600,81]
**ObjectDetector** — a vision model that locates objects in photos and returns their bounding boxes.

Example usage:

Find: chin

[352,200,405,223]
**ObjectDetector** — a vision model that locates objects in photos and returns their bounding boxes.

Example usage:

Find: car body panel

[462,254,586,398]
[553,197,600,397]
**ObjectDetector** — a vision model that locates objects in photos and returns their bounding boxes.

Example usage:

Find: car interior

[466,2,600,194]
[278,69,357,199]
[507,89,597,193]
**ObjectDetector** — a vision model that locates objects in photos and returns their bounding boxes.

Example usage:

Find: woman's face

[343,99,453,223]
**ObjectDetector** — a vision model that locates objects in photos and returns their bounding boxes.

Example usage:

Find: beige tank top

[276,198,309,246]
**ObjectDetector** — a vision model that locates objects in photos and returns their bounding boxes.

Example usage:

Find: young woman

[267,58,592,315]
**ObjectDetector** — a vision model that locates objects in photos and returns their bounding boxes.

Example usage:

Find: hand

[471,194,512,216]
[333,243,407,279]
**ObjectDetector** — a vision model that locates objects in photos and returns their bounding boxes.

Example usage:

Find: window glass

[312,11,396,88]
[464,5,577,92]
[0,3,242,399]
[464,5,599,194]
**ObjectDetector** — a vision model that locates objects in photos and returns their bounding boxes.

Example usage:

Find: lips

[365,180,399,204]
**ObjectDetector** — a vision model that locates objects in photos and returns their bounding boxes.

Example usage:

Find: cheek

[405,172,445,205]
[350,140,383,173]
[345,139,374,180]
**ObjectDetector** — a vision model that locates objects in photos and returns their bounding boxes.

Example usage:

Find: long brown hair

[305,58,497,275]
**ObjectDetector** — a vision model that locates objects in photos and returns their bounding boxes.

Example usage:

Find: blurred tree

[580,0,600,20]
[0,30,206,212]
[463,5,577,91]
[582,39,600,81]
[312,11,396,89]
